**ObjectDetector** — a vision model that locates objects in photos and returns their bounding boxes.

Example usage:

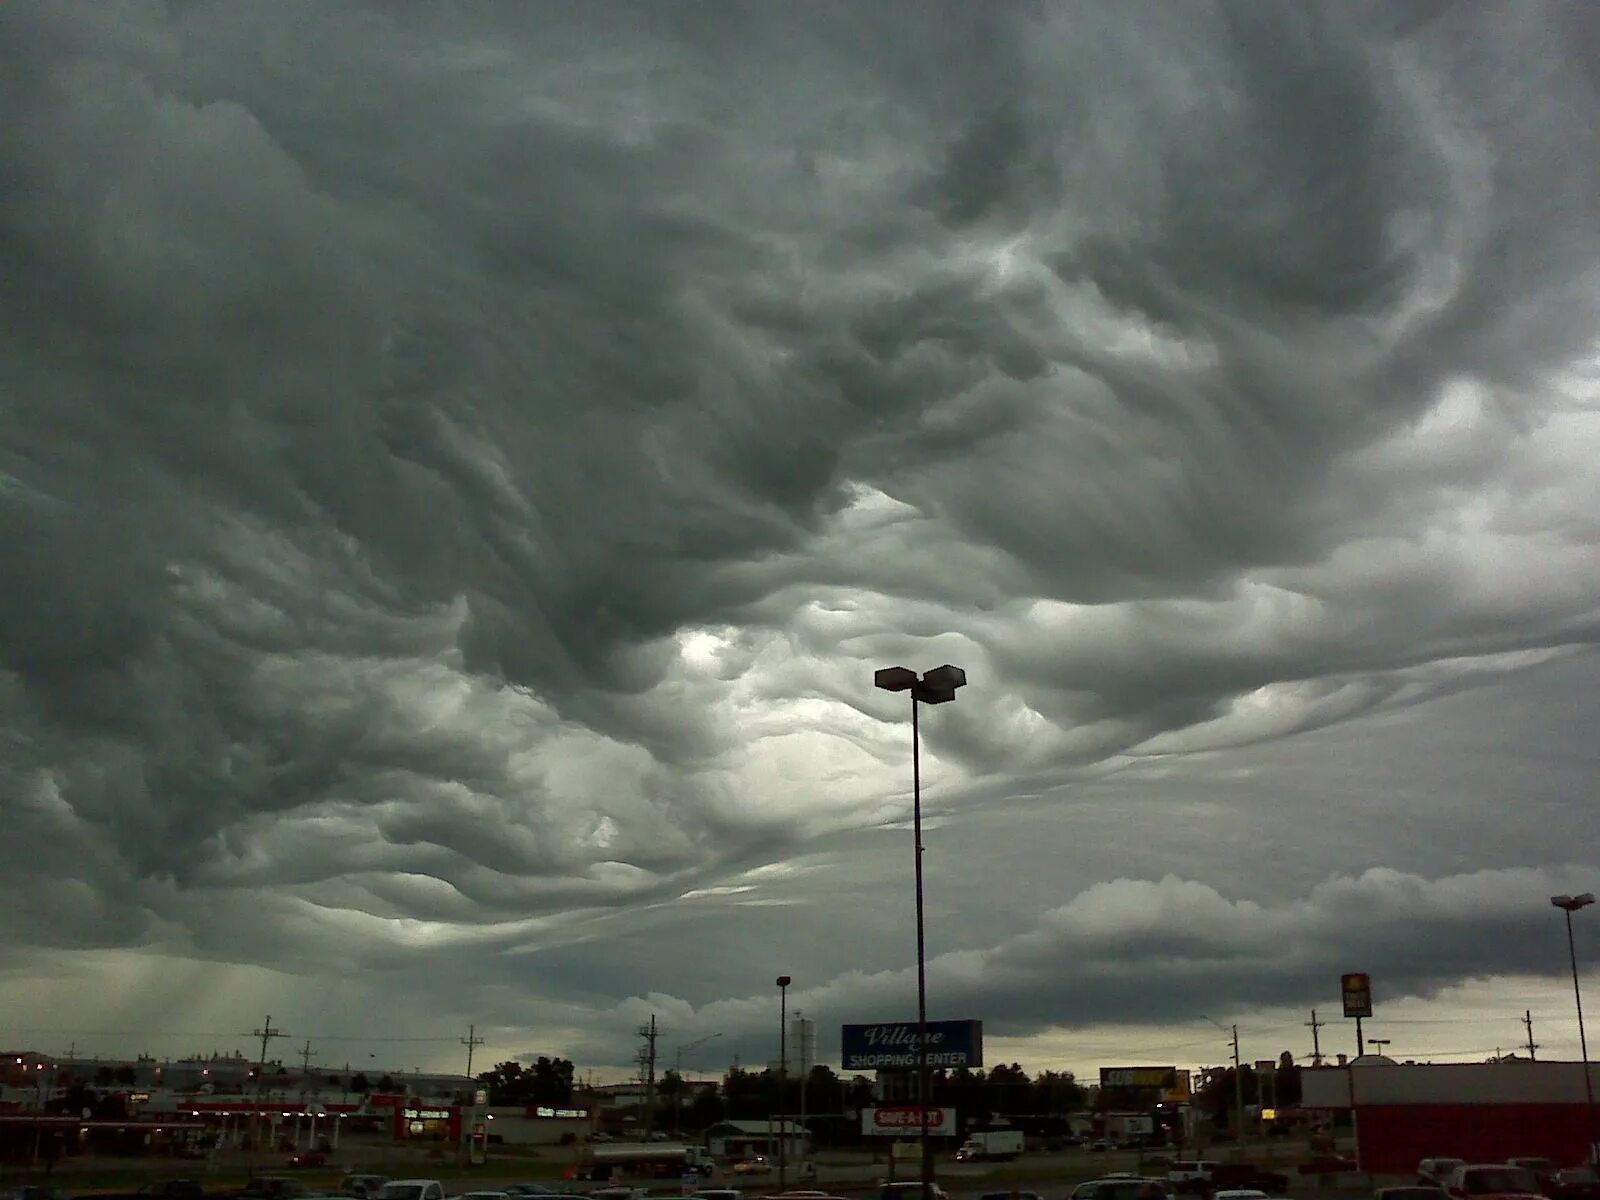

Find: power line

[2,1028,466,1043]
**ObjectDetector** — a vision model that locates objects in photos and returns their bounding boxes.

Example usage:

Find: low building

[703,1119,809,1161]
[1302,1057,1600,1171]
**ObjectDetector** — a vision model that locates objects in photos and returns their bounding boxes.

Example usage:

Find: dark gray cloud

[1,0,1597,1076]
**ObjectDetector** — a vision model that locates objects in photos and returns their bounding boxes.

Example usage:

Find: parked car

[78,1182,210,1200]
[503,1188,556,1198]
[1170,1163,1220,1193]
[287,1152,328,1168]
[1070,1180,1171,1200]
[732,1160,772,1177]
[980,1191,1046,1200]
[1212,1191,1270,1200]
[880,1185,951,1200]
[375,1183,445,1200]
[1300,1156,1358,1175]
[1508,1162,1559,1195]
[1380,1189,1449,1200]
[1444,1166,1543,1200]
[1421,1161,1469,1188]
[1207,1166,1289,1196]
[339,1178,389,1200]
[1553,1170,1600,1200]
[688,1191,743,1200]
[235,1180,317,1200]
[456,1192,511,1200]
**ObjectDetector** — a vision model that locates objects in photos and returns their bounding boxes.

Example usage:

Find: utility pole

[300,1041,316,1075]
[253,1016,288,1095]
[1306,1010,1325,1067]
[1203,1016,1245,1151]
[638,1016,659,1139]
[1524,1011,1539,1060]
[461,1025,485,1081]
[1231,1025,1244,1152]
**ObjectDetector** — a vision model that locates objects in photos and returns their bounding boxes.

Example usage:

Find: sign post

[1341,973,1374,1056]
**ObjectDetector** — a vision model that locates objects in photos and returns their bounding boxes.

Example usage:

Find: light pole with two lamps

[1551,893,1597,1165]
[873,663,967,1197]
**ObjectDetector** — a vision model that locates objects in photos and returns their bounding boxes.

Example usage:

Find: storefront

[393,1104,462,1144]
[1303,1058,1600,1171]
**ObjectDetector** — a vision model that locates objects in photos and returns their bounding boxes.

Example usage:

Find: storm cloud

[1,0,1597,1076]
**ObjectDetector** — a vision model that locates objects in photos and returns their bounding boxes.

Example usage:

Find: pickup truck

[1168,1164,1288,1197]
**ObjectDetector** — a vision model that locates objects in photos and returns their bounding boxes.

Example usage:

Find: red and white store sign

[861,1106,956,1135]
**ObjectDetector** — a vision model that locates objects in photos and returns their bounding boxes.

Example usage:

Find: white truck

[954,1129,1025,1161]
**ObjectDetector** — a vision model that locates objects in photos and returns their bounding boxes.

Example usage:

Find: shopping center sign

[840,1020,983,1070]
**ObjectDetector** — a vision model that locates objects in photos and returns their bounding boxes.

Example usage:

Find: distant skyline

[1,2,1597,1090]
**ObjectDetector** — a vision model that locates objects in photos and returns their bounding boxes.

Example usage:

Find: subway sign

[1100,1066,1178,1090]
[840,1020,983,1070]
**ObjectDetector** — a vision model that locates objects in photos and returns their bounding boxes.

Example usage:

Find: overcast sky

[3,1,1599,1087]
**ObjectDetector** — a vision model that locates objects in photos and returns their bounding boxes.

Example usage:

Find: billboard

[1100,1066,1178,1089]
[1342,972,1373,1018]
[861,1106,957,1136]
[841,1020,984,1070]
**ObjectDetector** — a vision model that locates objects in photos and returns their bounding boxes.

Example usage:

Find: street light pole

[777,976,792,1192]
[672,1033,723,1139]
[1552,893,1597,1164]
[875,664,967,1197]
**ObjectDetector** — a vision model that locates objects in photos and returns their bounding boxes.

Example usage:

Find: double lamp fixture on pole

[874,663,967,1195]
[1551,893,1597,1165]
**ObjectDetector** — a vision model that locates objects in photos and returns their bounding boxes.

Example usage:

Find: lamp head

[1552,893,1595,912]
[874,667,916,692]
[916,663,967,704]
[776,975,792,988]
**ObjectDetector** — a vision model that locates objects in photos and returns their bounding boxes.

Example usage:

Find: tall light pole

[776,976,792,1191]
[672,1033,723,1139]
[1552,893,1597,1164]
[874,663,967,1196]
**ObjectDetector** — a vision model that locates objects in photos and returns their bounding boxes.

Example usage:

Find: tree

[377,1074,397,1092]
[987,1063,1032,1115]
[1033,1070,1086,1113]
[528,1057,575,1105]
[349,1073,371,1094]
[1274,1053,1302,1108]
[805,1064,841,1114]
[114,1067,136,1085]
[689,1086,725,1130]
[479,1061,529,1105]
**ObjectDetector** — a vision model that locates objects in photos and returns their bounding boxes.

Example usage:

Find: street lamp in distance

[672,1033,723,1138]
[874,663,967,1197]
[1552,893,1597,1165]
